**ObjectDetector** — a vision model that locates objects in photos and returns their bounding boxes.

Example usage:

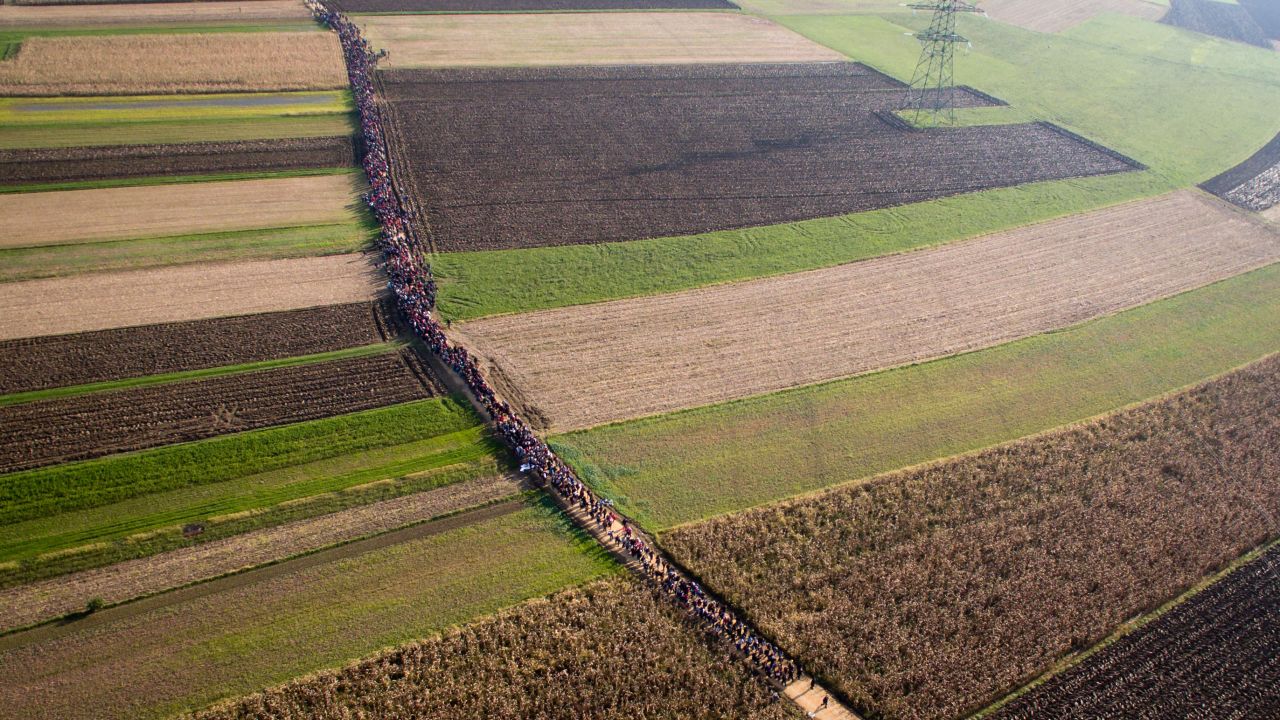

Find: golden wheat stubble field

[0,1,310,27]
[0,32,347,95]
[455,190,1280,431]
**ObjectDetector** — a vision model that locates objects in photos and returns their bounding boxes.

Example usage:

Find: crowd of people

[307,0,799,690]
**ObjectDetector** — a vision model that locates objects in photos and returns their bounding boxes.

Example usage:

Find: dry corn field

[980,0,1163,34]
[456,191,1280,430]
[661,353,1280,720]
[0,1,310,27]
[0,32,347,95]
[192,578,798,720]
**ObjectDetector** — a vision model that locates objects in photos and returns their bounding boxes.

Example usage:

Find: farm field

[0,505,616,720]
[358,12,842,68]
[1201,130,1280,212]
[979,0,1163,33]
[458,191,1280,431]
[0,473,522,632]
[382,62,1133,251]
[0,300,398,395]
[991,542,1280,719]
[553,261,1280,529]
[0,174,365,248]
[0,253,379,339]
[0,347,442,472]
[335,0,738,10]
[0,1,312,27]
[660,353,1280,720]
[195,577,795,720]
[1161,0,1272,48]
[0,32,347,95]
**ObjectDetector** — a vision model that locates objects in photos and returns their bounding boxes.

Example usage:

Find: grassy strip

[0,90,352,126]
[0,343,396,408]
[0,114,355,150]
[0,505,616,720]
[553,262,1280,530]
[0,221,374,282]
[0,397,482,526]
[0,166,353,194]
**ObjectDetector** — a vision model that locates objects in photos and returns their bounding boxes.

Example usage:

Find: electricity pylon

[905,1,983,127]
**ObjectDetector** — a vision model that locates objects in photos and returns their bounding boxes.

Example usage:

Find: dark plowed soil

[331,0,736,11]
[0,348,442,474]
[1200,131,1280,212]
[1240,0,1280,40]
[0,136,357,186]
[1162,0,1272,48]
[379,62,1137,252]
[0,301,399,396]
[992,543,1280,719]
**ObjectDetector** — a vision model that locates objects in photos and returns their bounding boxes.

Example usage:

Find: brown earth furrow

[0,137,356,186]
[0,253,380,340]
[0,300,398,395]
[0,474,522,633]
[0,348,441,473]
[0,1,310,25]
[455,191,1280,431]
[981,0,1163,34]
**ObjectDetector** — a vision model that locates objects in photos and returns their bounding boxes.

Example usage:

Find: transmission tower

[905,1,983,127]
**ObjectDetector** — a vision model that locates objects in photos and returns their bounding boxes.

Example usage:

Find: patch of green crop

[0,113,355,150]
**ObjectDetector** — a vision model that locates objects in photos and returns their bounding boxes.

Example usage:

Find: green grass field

[553,262,1280,531]
[0,505,617,720]
[431,13,1280,322]
[0,114,355,150]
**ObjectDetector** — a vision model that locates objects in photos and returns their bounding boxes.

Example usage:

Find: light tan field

[981,0,1164,34]
[0,253,379,339]
[0,32,346,95]
[0,175,363,249]
[1264,204,1280,223]
[456,191,1280,431]
[359,12,845,68]
[0,1,309,27]
[0,475,521,633]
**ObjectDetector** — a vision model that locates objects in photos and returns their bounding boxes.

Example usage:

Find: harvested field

[337,0,736,10]
[661,353,1280,720]
[456,191,1280,430]
[0,1,310,26]
[380,62,1135,251]
[981,0,1163,34]
[1161,0,1271,48]
[1201,130,1280,212]
[0,174,364,249]
[196,577,792,720]
[0,507,614,720]
[0,136,356,186]
[0,474,522,632]
[0,253,380,340]
[992,543,1280,719]
[360,12,841,68]
[0,348,442,473]
[0,32,346,96]
[0,301,396,395]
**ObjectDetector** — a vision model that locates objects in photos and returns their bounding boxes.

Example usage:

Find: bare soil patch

[337,0,735,9]
[0,301,396,395]
[981,0,1163,34]
[0,253,380,340]
[0,1,309,26]
[0,474,521,632]
[1162,0,1272,48]
[0,348,442,472]
[0,174,363,248]
[456,191,1280,430]
[379,62,1134,251]
[0,136,355,186]
[1201,130,1280,212]
[0,32,346,96]
[361,12,840,68]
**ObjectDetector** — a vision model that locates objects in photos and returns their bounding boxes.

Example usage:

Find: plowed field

[981,0,1162,34]
[0,349,442,473]
[1161,0,1272,48]
[1201,130,1280,212]
[456,191,1280,430]
[0,301,397,395]
[0,136,355,186]
[380,62,1135,250]
[0,254,380,340]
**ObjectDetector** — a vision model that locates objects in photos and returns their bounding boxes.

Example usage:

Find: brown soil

[455,191,1280,430]
[0,32,347,96]
[0,475,522,633]
[0,1,310,25]
[0,300,398,395]
[0,348,442,473]
[335,0,736,10]
[0,174,364,249]
[0,253,380,340]
[0,136,356,186]
[980,0,1162,34]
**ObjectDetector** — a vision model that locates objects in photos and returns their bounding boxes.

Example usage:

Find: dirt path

[456,190,1280,431]
[0,499,524,652]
